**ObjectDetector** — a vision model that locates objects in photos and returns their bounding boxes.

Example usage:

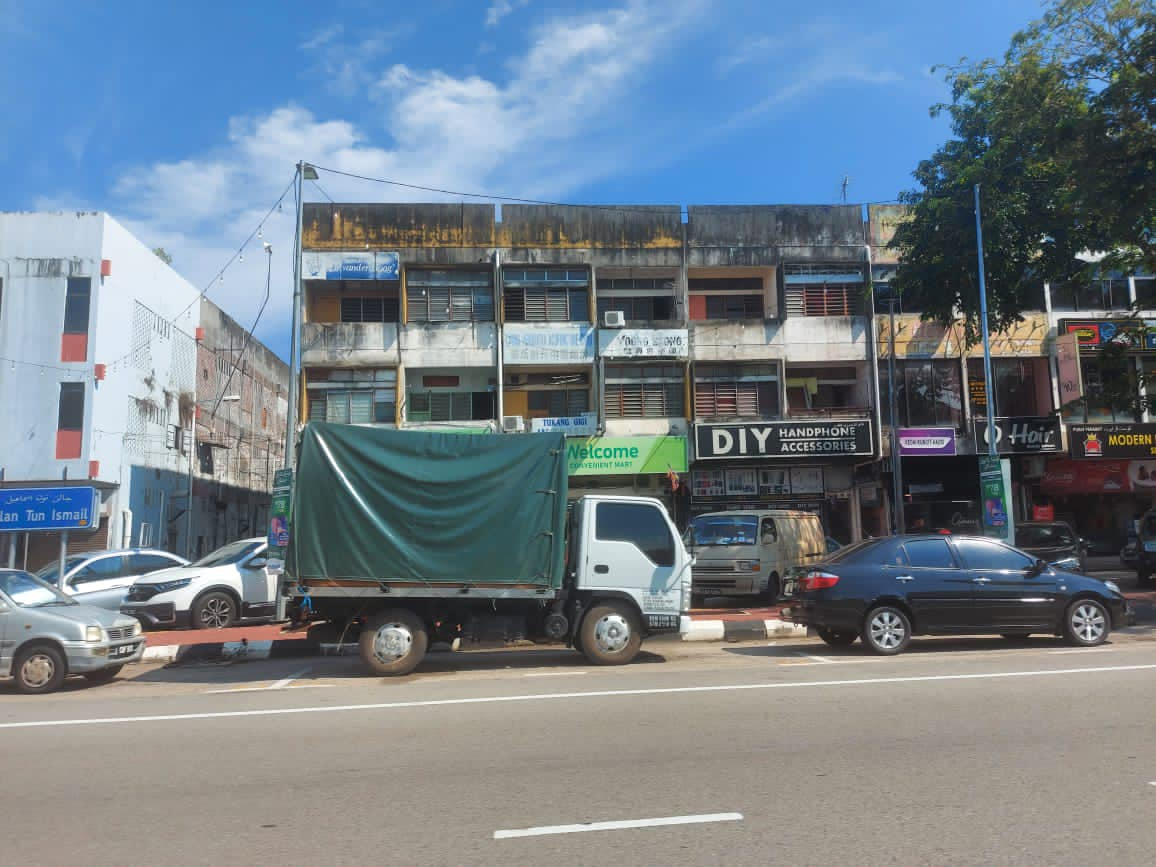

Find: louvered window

[528,389,589,417]
[603,365,684,419]
[340,296,398,322]
[693,363,780,419]
[406,270,494,322]
[783,264,865,317]
[407,391,495,422]
[503,268,589,322]
[306,369,396,424]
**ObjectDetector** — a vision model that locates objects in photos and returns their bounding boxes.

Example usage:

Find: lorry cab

[687,509,825,604]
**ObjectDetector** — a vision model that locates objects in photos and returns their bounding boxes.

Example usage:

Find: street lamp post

[887,293,905,535]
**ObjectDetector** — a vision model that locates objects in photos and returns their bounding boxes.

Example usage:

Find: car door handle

[594,564,609,574]
[972,577,992,584]
[895,575,914,582]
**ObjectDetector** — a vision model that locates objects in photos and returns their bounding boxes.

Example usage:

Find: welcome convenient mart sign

[694,421,873,460]
[566,436,687,476]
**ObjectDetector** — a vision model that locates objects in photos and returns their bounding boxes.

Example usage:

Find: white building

[0,211,201,568]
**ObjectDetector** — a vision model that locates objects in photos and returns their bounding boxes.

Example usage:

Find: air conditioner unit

[501,415,525,433]
[603,310,626,328]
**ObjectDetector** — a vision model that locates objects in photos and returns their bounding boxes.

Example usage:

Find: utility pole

[887,293,905,535]
[975,184,997,456]
[284,162,306,469]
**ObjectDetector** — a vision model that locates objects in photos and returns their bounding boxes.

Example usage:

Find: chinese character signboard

[504,324,595,365]
[598,329,689,359]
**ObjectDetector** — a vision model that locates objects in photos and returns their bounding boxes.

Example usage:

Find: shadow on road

[721,633,1150,659]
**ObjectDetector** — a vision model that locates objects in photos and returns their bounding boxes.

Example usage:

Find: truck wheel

[13,644,67,694]
[579,603,642,666]
[763,572,781,604]
[359,609,428,676]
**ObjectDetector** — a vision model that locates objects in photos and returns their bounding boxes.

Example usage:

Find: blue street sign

[0,487,99,532]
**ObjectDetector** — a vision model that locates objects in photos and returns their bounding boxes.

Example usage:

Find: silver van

[0,569,145,694]
[688,509,827,604]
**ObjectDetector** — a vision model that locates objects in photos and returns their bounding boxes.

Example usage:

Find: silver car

[0,569,146,694]
[35,549,188,610]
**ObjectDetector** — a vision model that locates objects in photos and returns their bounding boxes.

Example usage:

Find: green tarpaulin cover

[287,423,568,587]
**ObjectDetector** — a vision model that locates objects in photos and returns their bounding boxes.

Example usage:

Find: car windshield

[688,516,759,547]
[191,539,263,567]
[1016,525,1074,547]
[0,571,77,607]
[34,555,88,583]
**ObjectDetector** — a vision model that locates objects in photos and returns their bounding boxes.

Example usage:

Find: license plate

[647,614,679,630]
[782,580,797,596]
[109,643,138,660]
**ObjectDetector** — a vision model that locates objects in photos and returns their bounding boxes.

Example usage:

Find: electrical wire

[0,355,92,376]
[210,243,275,421]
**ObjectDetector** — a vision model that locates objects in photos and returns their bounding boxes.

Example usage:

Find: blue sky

[0,0,1046,357]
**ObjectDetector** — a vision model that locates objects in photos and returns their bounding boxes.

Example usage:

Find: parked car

[0,569,145,694]
[1135,509,1156,587]
[780,534,1129,655]
[121,538,275,629]
[1014,522,1087,574]
[34,549,188,610]
[1121,534,1139,569]
[688,510,826,604]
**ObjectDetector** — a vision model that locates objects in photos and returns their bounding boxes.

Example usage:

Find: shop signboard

[1068,423,1156,460]
[504,324,595,365]
[1055,332,1084,406]
[530,412,597,436]
[979,455,1013,542]
[0,487,99,532]
[1060,319,1156,351]
[598,329,688,359]
[302,251,400,281]
[695,421,872,460]
[268,469,292,550]
[897,427,957,457]
[567,436,687,476]
[974,417,1061,454]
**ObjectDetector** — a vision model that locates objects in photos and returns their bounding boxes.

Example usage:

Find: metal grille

[106,626,135,641]
[131,303,152,371]
[603,382,683,419]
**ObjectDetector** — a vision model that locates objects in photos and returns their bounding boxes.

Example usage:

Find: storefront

[566,434,690,527]
[690,420,875,543]
[1040,423,1156,549]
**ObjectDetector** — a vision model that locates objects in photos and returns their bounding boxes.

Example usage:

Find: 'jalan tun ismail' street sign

[0,487,99,532]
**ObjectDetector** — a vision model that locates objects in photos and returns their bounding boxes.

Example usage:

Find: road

[2,635,1155,865]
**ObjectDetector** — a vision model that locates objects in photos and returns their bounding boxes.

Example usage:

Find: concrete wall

[399,323,497,368]
[301,322,401,367]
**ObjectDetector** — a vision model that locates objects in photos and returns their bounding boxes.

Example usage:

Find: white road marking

[795,652,834,663]
[269,666,312,690]
[1048,648,1114,655]
[204,684,333,695]
[524,671,588,678]
[1149,781,1156,787]
[493,812,743,839]
[4,662,1156,730]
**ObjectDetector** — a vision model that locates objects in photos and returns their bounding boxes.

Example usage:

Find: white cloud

[485,0,531,28]
[105,0,709,355]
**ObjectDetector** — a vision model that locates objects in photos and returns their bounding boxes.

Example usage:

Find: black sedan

[780,534,1129,655]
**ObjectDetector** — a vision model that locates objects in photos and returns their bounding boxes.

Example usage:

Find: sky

[0,0,1047,360]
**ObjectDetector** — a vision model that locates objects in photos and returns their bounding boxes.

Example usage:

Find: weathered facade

[298,203,885,539]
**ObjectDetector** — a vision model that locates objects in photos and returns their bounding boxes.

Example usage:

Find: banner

[567,436,687,476]
[979,456,1012,541]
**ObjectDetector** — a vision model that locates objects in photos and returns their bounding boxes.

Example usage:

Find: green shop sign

[567,436,688,476]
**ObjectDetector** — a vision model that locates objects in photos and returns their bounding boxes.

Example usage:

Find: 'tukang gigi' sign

[695,421,873,460]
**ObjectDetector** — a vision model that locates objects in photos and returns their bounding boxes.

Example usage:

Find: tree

[890,0,1156,346]
[152,247,173,265]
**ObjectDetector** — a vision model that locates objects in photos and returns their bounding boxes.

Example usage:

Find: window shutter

[349,391,373,424]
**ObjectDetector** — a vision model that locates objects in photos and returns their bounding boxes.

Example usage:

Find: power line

[0,355,92,377]
[101,172,298,373]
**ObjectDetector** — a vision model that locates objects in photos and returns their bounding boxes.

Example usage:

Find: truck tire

[359,609,428,676]
[579,603,642,666]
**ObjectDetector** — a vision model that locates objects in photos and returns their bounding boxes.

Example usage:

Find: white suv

[121,538,276,629]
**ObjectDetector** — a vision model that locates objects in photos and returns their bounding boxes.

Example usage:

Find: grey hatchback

[0,569,145,694]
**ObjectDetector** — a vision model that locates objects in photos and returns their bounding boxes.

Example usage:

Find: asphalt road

[2,636,1155,866]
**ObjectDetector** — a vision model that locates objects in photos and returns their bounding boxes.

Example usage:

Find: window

[340,296,399,323]
[63,277,91,334]
[307,368,397,424]
[595,501,675,566]
[70,555,124,586]
[784,264,865,317]
[503,268,589,323]
[694,363,780,419]
[406,270,494,323]
[1136,275,1156,308]
[58,382,85,431]
[760,518,778,542]
[954,538,1034,571]
[407,391,495,422]
[903,539,956,568]
[128,553,183,574]
[527,389,589,418]
[787,366,859,412]
[688,277,764,321]
[1068,357,1138,423]
[883,360,963,429]
[604,364,685,419]
[596,277,677,323]
[968,358,1049,418]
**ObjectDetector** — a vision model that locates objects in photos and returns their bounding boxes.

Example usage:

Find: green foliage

[152,247,173,265]
[891,0,1156,346]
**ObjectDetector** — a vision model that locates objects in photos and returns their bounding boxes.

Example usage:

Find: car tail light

[801,570,840,591]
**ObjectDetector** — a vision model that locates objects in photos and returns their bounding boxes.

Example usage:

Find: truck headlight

[85,626,104,643]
